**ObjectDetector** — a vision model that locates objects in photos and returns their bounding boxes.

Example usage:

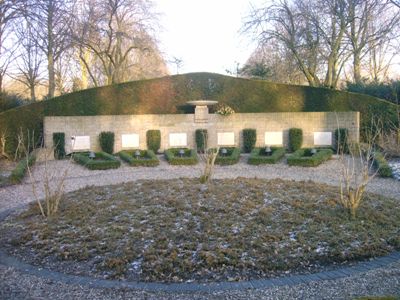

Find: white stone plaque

[122,134,139,148]
[71,135,90,151]
[264,131,283,145]
[169,133,187,147]
[217,132,235,146]
[314,132,332,146]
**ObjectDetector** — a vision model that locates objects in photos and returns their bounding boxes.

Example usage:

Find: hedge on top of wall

[0,72,398,156]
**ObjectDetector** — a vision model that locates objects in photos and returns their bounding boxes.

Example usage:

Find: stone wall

[44,111,360,154]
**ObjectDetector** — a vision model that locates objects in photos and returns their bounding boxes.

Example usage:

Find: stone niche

[121,134,139,149]
[169,133,188,147]
[71,135,90,151]
[314,132,332,146]
[264,131,283,146]
[217,132,235,146]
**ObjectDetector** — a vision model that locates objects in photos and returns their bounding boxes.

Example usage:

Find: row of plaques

[70,131,333,151]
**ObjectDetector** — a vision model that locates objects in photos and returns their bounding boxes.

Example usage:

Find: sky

[155,0,264,75]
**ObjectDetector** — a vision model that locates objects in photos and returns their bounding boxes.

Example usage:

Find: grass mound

[1,178,399,283]
[0,72,398,156]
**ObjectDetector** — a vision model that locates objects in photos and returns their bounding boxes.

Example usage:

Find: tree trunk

[47,1,55,98]
[353,51,362,84]
[30,84,36,101]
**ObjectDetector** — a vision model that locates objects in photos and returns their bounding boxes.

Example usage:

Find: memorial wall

[44,107,359,154]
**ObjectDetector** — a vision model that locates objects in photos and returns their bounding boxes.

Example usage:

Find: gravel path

[1,155,399,299]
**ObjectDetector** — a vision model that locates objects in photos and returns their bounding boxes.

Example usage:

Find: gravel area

[0,155,399,299]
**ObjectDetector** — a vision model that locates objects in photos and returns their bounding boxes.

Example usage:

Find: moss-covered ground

[1,178,399,283]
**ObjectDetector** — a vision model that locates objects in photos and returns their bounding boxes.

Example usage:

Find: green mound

[1,72,398,155]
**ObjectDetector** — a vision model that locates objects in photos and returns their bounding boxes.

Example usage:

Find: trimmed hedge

[243,129,256,153]
[146,130,161,153]
[164,148,198,165]
[288,128,303,152]
[335,128,349,154]
[10,153,36,184]
[374,151,393,178]
[0,72,398,156]
[73,151,120,170]
[99,131,115,154]
[248,147,285,165]
[53,132,65,159]
[215,147,240,165]
[195,129,208,153]
[287,148,333,167]
[118,150,159,167]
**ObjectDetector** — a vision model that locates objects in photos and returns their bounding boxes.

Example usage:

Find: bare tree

[0,0,23,92]
[170,56,183,74]
[74,0,159,85]
[28,0,75,98]
[244,0,351,88]
[346,0,399,84]
[10,15,44,101]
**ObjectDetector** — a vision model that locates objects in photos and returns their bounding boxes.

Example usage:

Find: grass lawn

[1,178,399,283]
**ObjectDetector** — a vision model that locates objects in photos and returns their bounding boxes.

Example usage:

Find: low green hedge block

[243,129,256,153]
[335,128,349,154]
[73,151,120,170]
[53,132,65,159]
[195,129,208,153]
[10,153,36,184]
[287,148,333,167]
[248,147,285,165]
[146,130,161,153]
[118,150,159,167]
[374,151,393,178]
[215,147,240,165]
[164,148,198,165]
[289,128,303,152]
[99,131,115,154]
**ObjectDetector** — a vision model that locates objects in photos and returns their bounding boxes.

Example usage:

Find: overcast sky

[155,0,264,75]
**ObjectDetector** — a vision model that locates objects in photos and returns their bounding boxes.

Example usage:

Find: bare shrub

[0,130,10,160]
[198,131,219,184]
[19,130,72,217]
[337,126,380,220]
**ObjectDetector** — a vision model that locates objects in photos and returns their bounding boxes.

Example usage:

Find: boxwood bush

[164,148,198,165]
[73,151,120,170]
[146,130,161,153]
[215,147,240,165]
[335,128,349,154]
[288,128,303,152]
[53,132,65,159]
[248,147,285,165]
[10,153,36,184]
[99,131,115,154]
[373,151,393,178]
[243,129,256,153]
[287,148,333,167]
[118,150,159,167]
[195,129,208,153]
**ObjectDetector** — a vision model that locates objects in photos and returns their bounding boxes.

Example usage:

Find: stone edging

[0,248,399,292]
[1,203,400,292]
